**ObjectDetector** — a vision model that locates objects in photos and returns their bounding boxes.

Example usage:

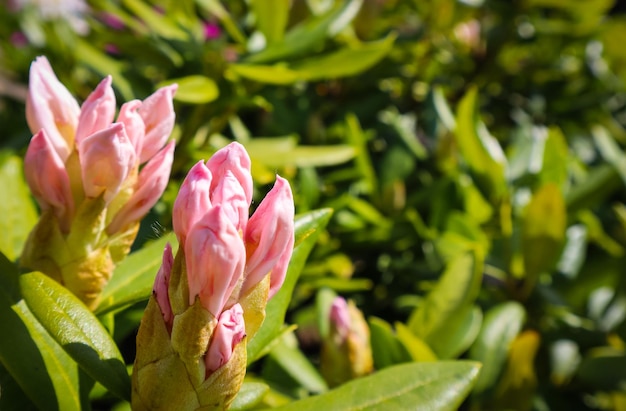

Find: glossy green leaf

[521,183,566,295]
[469,301,526,395]
[245,0,362,64]
[408,252,483,358]
[122,0,188,40]
[454,87,507,198]
[0,254,84,410]
[268,334,328,393]
[158,75,219,104]
[0,154,38,262]
[20,271,131,400]
[231,382,270,410]
[251,0,290,44]
[247,208,333,363]
[369,316,412,369]
[96,233,176,315]
[395,322,438,362]
[272,361,481,411]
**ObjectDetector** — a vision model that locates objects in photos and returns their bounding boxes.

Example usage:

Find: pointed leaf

[251,0,290,44]
[369,316,412,369]
[247,208,333,363]
[158,75,219,104]
[231,382,270,410]
[0,254,83,410]
[20,271,131,400]
[0,154,38,261]
[272,361,481,411]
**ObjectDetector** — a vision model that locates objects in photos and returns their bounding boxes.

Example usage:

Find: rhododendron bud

[154,243,174,331]
[206,142,253,206]
[79,122,136,203]
[107,141,175,234]
[172,161,213,245]
[321,297,373,388]
[185,206,246,317]
[211,170,249,232]
[21,56,177,310]
[205,304,245,374]
[26,56,80,159]
[138,84,177,163]
[74,75,116,143]
[243,176,295,296]
[24,129,74,231]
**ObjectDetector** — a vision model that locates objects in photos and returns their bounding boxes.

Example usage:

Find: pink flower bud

[211,170,249,232]
[26,56,80,160]
[78,122,136,203]
[117,100,145,156]
[205,303,245,375]
[154,243,174,331]
[75,76,116,144]
[242,176,294,297]
[184,206,246,317]
[107,141,175,234]
[138,85,177,163]
[24,129,74,231]
[206,142,253,207]
[329,297,350,343]
[172,161,212,245]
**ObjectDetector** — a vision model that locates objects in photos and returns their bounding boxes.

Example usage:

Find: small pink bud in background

[138,85,177,163]
[172,161,213,245]
[203,22,221,40]
[329,297,350,343]
[184,206,246,317]
[79,123,136,203]
[117,100,145,157]
[75,76,116,143]
[205,303,245,374]
[206,142,253,207]
[107,141,175,234]
[24,129,74,231]
[211,170,249,232]
[243,176,294,297]
[154,243,174,331]
[26,56,80,160]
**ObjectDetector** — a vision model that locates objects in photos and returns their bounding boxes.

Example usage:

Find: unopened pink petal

[184,206,245,317]
[154,243,174,331]
[26,56,80,160]
[107,141,174,234]
[210,170,249,232]
[205,303,245,374]
[242,176,294,296]
[172,161,212,245]
[117,100,145,156]
[75,75,116,144]
[138,84,177,163]
[79,123,136,203]
[24,129,74,231]
[206,142,253,206]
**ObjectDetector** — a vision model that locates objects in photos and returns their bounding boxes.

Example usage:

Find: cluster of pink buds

[132,142,295,410]
[20,56,176,309]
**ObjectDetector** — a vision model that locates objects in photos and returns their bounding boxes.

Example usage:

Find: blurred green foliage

[4,0,626,409]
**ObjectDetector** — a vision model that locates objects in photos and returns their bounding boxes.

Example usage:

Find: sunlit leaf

[158,75,219,104]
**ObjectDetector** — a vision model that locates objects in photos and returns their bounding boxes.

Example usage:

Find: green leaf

[0,254,84,410]
[158,75,219,104]
[369,316,412,369]
[521,183,566,295]
[454,87,507,199]
[247,208,333,363]
[577,350,626,390]
[395,322,438,362]
[244,137,356,168]
[233,35,395,85]
[96,233,176,315]
[0,154,38,262]
[272,361,481,411]
[20,271,131,400]
[251,0,290,44]
[407,252,483,358]
[245,0,362,64]
[231,382,270,410]
[122,0,188,40]
[469,301,526,395]
[268,333,328,393]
